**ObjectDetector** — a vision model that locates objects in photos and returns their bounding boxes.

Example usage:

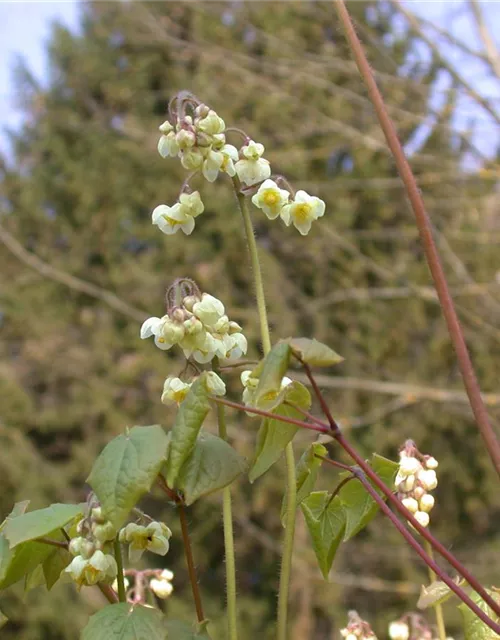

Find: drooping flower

[204,371,226,396]
[235,140,271,186]
[158,131,179,158]
[197,110,226,135]
[251,179,290,219]
[280,190,325,235]
[149,574,174,599]
[178,191,204,218]
[220,144,239,177]
[161,377,193,405]
[192,293,226,328]
[140,315,185,350]
[202,149,224,182]
[152,203,196,236]
[119,521,172,564]
[65,550,118,587]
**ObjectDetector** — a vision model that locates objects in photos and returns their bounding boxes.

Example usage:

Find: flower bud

[388,621,410,640]
[419,494,435,513]
[150,577,174,599]
[399,455,421,476]
[175,129,196,149]
[159,120,173,134]
[204,371,226,397]
[403,474,415,492]
[180,148,204,171]
[425,456,439,470]
[92,521,116,543]
[418,469,438,491]
[91,507,105,523]
[414,511,430,527]
[401,497,419,513]
[413,486,425,500]
[69,537,95,559]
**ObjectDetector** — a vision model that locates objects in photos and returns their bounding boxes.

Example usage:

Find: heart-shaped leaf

[81,603,167,640]
[253,343,291,411]
[88,425,169,529]
[2,503,83,548]
[301,492,346,579]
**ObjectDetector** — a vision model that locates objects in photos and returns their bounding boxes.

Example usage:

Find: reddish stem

[178,503,205,623]
[333,0,500,479]
[321,457,500,635]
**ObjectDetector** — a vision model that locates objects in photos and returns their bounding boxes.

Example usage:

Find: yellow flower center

[164,215,182,226]
[293,203,311,223]
[263,190,279,206]
[158,337,165,343]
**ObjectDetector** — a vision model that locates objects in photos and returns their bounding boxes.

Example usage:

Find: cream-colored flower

[202,149,224,182]
[388,622,410,640]
[414,511,430,527]
[235,143,271,186]
[158,131,179,158]
[220,144,239,177]
[65,550,117,587]
[221,332,248,362]
[152,203,195,236]
[280,190,325,235]
[149,577,174,599]
[419,494,435,513]
[175,129,196,150]
[197,110,225,135]
[161,377,192,405]
[251,179,290,219]
[119,522,172,564]
[159,120,173,135]
[192,293,226,327]
[204,371,226,396]
[180,148,204,171]
[140,315,185,351]
[179,191,204,218]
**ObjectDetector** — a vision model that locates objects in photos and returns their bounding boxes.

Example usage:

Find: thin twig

[334,0,500,479]
[178,503,205,623]
[34,537,68,550]
[97,583,119,604]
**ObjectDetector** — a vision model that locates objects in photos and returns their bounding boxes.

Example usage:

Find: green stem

[214,361,238,640]
[113,538,126,603]
[424,538,447,640]
[233,178,296,640]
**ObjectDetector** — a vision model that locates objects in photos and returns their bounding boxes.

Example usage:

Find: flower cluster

[119,521,172,563]
[388,615,453,640]
[141,288,247,364]
[161,371,226,406]
[152,191,204,237]
[252,180,325,235]
[340,611,377,640]
[149,568,175,599]
[240,368,292,414]
[395,440,438,528]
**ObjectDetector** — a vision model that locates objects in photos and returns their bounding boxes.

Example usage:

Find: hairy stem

[232,177,296,639]
[113,538,126,603]
[333,0,500,479]
[424,538,447,640]
[322,458,500,635]
[178,502,205,623]
[303,362,500,618]
[214,361,238,640]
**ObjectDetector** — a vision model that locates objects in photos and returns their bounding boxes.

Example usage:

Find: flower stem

[232,177,296,640]
[424,538,447,640]
[178,502,205,623]
[214,361,238,640]
[113,538,126,603]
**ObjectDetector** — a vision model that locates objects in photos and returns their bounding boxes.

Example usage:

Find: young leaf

[165,620,212,639]
[2,503,83,548]
[417,579,463,610]
[176,433,247,506]
[43,546,72,590]
[253,343,291,411]
[458,589,500,640]
[248,382,311,483]
[82,603,167,640]
[339,454,398,540]
[281,442,327,525]
[88,425,169,530]
[166,376,211,488]
[0,533,60,590]
[285,337,344,367]
[301,492,346,579]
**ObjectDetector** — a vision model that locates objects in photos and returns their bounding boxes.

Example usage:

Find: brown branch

[0,223,146,323]
[333,0,500,479]
[97,583,119,604]
[34,537,68,550]
[178,503,205,623]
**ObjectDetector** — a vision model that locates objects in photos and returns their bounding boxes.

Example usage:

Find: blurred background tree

[0,1,499,638]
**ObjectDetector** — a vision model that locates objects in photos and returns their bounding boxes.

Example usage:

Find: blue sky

[0,1,498,163]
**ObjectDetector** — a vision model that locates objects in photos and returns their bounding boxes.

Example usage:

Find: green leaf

[281,442,327,525]
[417,579,463,610]
[81,603,167,640]
[459,589,500,640]
[0,501,30,529]
[248,382,311,483]
[253,343,291,411]
[43,546,72,590]
[88,425,169,530]
[301,492,345,579]
[338,454,398,540]
[0,533,60,590]
[25,564,46,593]
[0,606,7,630]
[164,620,211,639]
[166,376,211,488]
[285,337,344,367]
[2,503,83,548]
[177,433,247,506]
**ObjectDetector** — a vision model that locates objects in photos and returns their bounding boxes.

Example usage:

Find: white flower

[119,522,172,564]
[197,110,225,135]
[221,332,248,362]
[235,157,271,186]
[202,149,224,182]
[158,131,179,158]
[414,511,430,528]
[193,293,225,327]
[159,120,173,135]
[160,568,174,581]
[241,140,265,160]
[398,455,421,476]
[68,537,95,559]
[388,622,410,640]
[178,191,204,218]
[419,494,435,513]
[425,456,439,470]
[403,474,415,492]
[204,371,226,396]
[112,576,130,593]
[152,203,196,236]
[220,144,239,177]
[280,190,325,235]
[65,550,117,587]
[413,486,425,500]
[150,577,174,599]
[140,315,184,351]
[181,330,222,364]
[175,129,196,150]
[401,497,418,513]
[180,148,204,170]
[251,179,290,219]
[417,469,438,491]
[161,377,192,405]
